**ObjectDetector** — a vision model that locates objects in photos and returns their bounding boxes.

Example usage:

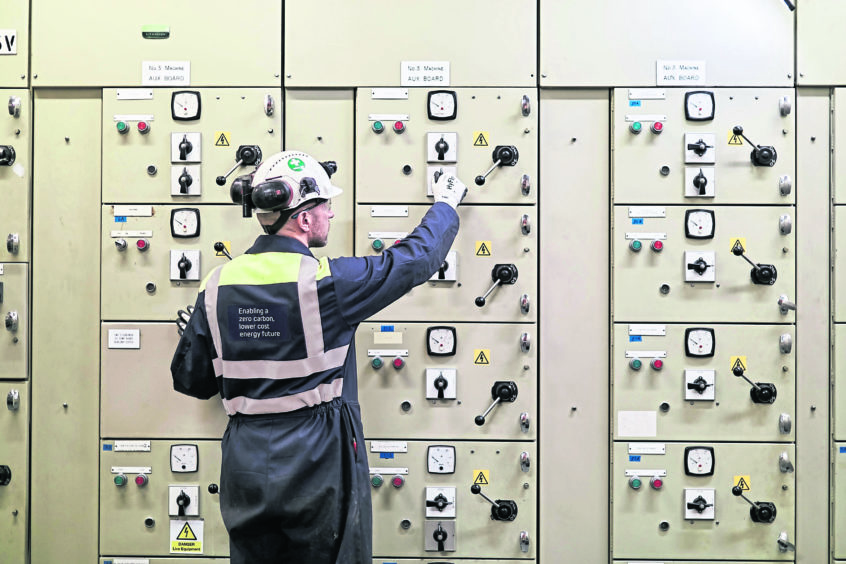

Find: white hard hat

[249,150,342,213]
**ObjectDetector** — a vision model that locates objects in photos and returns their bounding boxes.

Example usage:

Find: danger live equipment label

[170,519,203,553]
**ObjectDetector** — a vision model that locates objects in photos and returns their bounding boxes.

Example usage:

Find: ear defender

[251,180,294,212]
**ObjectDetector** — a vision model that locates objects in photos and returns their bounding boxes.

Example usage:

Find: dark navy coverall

[171,201,459,563]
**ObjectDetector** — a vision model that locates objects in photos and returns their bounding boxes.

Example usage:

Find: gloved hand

[432,169,468,209]
[176,305,195,337]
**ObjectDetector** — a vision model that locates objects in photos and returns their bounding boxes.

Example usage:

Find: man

[170,150,466,563]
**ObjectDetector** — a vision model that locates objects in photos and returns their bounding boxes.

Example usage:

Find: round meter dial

[171,208,201,238]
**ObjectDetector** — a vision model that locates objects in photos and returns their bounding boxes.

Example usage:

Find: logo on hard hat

[287,158,305,172]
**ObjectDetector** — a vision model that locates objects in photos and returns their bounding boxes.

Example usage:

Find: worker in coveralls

[170,150,466,563]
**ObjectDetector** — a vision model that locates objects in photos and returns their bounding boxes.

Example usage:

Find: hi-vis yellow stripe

[202,254,333,290]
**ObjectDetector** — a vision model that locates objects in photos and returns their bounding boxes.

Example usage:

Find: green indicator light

[116,121,129,134]
[630,122,642,134]
[371,357,383,369]
[372,121,384,134]
[630,240,642,252]
[114,475,127,486]
[371,475,384,487]
[372,239,384,251]
[630,358,642,371]
[629,477,642,489]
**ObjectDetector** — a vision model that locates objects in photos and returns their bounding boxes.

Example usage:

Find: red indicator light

[136,239,149,252]
[137,121,150,134]
[391,475,405,488]
[650,477,663,490]
[135,474,148,486]
[393,121,405,134]
[651,358,664,371]
[650,121,663,134]
[392,357,405,369]
[651,240,663,252]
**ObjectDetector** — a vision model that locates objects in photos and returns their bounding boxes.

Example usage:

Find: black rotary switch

[0,145,15,166]
[470,484,518,521]
[687,138,713,157]
[732,126,778,167]
[216,145,264,187]
[434,373,449,399]
[693,169,708,195]
[687,376,713,395]
[435,136,449,161]
[0,465,11,486]
[732,486,777,523]
[178,134,193,161]
[731,240,777,286]
[178,254,192,280]
[178,167,193,194]
[432,522,449,551]
[426,493,452,512]
[437,260,449,280]
[687,495,713,514]
[176,490,191,517]
[732,364,777,404]
[475,381,519,426]
[687,257,711,276]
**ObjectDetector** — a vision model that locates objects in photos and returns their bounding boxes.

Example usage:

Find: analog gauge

[427,90,457,121]
[685,327,715,358]
[427,445,456,474]
[685,91,715,121]
[170,444,199,473]
[684,209,715,239]
[427,326,457,356]
[172,91,202,121]
[684,446,715,476]
[171,208,201,238]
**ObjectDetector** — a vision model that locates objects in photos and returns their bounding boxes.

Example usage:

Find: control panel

[102,88,281,204]
[356,205,536,322]
[0,381,28,561]
[0,263,27,380]
[284,1,536,87]
[614,324,794,441]
[356,88,537,205]
[100,440,227,556]
[541,1,794,87]
[368,441,535,558]
[30,1,281,86]
[0,90,30,262]
[613,442,795,560]
[101,323,228,438]
[613,88,795,205]
[357,323,535,440]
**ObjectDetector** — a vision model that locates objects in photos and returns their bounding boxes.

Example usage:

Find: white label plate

[657,60,706,85]
[0,30,17,55]
[624,232,666,240]
[142,61,190,86]
[628,325,666,336]
[628,89,666,100]
[368,114,410,122]
[370,441,408,453]
[111,466,153,474]
[617,411,657,437]
[628,443,666,455]
[114,205,154,217]
[401,61,450,86]
[370,206,409,218]
[110,231,153,238]
[624,350,666,359]
[368,232,408,240]
[624,469,666,477]
[623,114,667,123]
[367,349,409,357]
[108,329,141,349]
[114,440,151,452]
[113,560,151,564]
[371,88,408,100]
[369,467,409,475]
[116,89,154,100]
[113,114,155,123]
[628,206,665,218]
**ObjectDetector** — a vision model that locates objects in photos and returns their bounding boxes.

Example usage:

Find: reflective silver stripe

[220,344,348,380]
[203,267,225,377]
[222,378,344,415]
[298,255,325,356]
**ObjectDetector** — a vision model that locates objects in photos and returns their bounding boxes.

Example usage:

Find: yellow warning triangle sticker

[473,132,489,147]
[728,133,743,146]
[731,239,746,255]
[473,471,489,485]
[215,132,231,147]
[732,357,747,373]
[475,242,491,257]
[474,350,490,365]
[177,522,197,540]
[736,476,751,491]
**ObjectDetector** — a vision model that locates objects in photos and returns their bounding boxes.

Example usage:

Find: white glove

[176,305,195,336]
[432,169,468,209]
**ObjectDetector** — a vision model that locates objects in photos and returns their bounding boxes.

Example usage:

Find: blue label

[103,444,113,451]
[629,336,642,342]
[114,216,127,223]
[629,100,642,107]
[841,447,846,454]
[104,561,112,564]
[380,452,395,459]
[629,455,641,462]
[632,218,644,225]
[381,325,394,332]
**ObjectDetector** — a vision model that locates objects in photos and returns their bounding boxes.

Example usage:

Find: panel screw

[811,405,817,411]
[62,403,68,408]
[523,482,530,489]
[64,137,70,143]
[268,129,274,134]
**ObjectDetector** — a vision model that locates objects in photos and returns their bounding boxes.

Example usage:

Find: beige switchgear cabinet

[0,4,28,85]
[356,205,536,322]
[0,264,26,381]
[284,1,536,87]
[356,88,537,205]
[101,323,229,439]
[100,440,228,557]
[357,322,535,440]
[368,441,535,558]
[612,88,795,205]
[797,1,846,84]
[613,442,795,560]
[613,324,795,442]
[0,381,28,561]
[0,90,30,263]
[30,0,281,86]
[541,0,794,87]
[102,88,282,204]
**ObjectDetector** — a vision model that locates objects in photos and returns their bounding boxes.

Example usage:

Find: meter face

[684,446,715,476]
[427,90,457,121]
[171,208,201,238]
[685,91,715,121]
[172,91,202,121]
[427,445,456,474]
[170,444,199,473]
[427,326,457,356]
[685,209,715,239]
[685,328,715,357]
